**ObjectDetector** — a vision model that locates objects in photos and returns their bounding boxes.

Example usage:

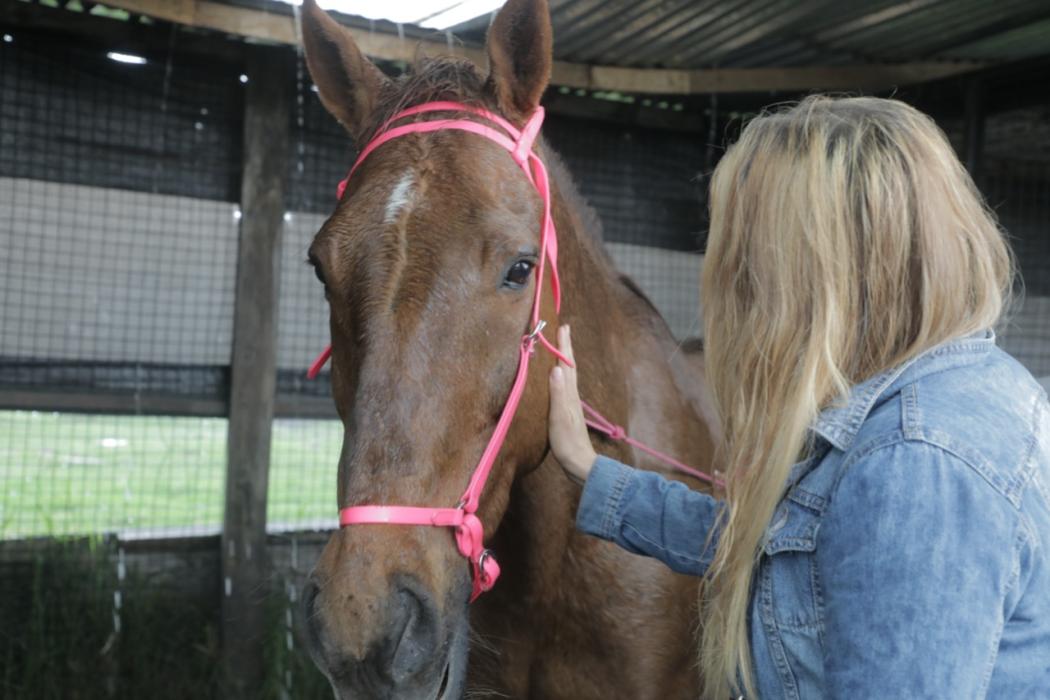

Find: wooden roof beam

[98,0,988,94]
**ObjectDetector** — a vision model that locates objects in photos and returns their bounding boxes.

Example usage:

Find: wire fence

[0,10,1048,699]
[0,27,717,542]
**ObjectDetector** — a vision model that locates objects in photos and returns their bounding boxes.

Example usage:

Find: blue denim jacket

[577,332,1050,698]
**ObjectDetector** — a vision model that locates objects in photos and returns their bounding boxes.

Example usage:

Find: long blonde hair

[698,95,1014,698]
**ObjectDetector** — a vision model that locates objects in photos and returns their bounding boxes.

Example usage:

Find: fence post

[221,45,292,696]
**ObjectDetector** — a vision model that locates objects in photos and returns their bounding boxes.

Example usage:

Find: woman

[548,96,1050,698]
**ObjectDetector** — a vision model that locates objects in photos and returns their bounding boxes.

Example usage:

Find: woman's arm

[576,455,722,576]
[548,325,722,577]
[818,442,1022,698]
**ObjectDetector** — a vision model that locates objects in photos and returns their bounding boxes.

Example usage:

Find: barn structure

[1,0,1048,696]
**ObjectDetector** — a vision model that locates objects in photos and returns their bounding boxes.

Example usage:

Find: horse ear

[485,0,552,118]
[301,0,391,140]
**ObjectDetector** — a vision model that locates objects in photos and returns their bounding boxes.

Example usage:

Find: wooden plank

[99,0,988,94]
[0,389,337,419]
[275,393,338,420]
[684,63,988,93]
[590,64,692,94]
[0,0,245,60]
[0,2,709,130]
[0,388,227,417]
[220,45,292,698]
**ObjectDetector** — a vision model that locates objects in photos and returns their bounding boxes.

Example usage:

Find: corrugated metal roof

[450,0,1050,69]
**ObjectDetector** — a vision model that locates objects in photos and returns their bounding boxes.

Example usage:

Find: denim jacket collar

[810,330,996,454]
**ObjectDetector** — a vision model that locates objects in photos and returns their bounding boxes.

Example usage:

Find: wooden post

[221,46,291,697]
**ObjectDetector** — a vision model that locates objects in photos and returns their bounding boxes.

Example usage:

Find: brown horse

[298,0,720,697]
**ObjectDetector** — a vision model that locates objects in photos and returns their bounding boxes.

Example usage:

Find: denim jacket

[576,332,1050,698]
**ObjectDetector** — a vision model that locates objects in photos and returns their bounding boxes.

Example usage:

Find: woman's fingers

[556,325,580,403]
[549,359,577,434]
[548,325,596,483]
[558,324,576,369]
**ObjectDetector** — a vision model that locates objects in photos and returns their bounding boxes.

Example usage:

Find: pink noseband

[308,101,720,603]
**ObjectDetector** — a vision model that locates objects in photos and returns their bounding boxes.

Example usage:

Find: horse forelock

[361,57,494,142]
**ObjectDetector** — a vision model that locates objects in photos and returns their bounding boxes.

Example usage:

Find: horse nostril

[381,582,439,684]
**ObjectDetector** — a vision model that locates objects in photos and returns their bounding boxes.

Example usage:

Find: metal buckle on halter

[477,549,495,579]
[524,320,547,352]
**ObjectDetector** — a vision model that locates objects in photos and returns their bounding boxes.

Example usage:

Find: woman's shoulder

[792,353,1050,700]
[782,336,1049,557]
[852,345,1048,509]
[793,343,1048,537]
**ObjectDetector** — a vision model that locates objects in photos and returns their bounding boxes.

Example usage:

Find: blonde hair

[698,95,1014,698]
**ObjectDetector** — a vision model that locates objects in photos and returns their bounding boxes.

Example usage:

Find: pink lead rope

[307,101,721,602]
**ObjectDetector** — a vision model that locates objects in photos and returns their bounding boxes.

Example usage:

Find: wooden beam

[98,0,988,94]
[0,389,227,417]
[682,62,987,93]
[0,389,337,419]
[0,0,246,61]
[220,45,292,698]
[542,92,705,132]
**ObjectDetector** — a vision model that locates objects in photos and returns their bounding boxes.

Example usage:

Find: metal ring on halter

[477,549,494,573]
[525,319,547,345]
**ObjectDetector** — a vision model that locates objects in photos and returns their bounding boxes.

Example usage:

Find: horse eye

[504,260,534,288]
[308,259,327,287]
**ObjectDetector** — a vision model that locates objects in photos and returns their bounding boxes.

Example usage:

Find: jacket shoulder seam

[834,431,1024,510]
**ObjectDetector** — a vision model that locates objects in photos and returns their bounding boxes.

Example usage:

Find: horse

[298,0,721,697]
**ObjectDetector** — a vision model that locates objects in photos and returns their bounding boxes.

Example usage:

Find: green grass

[0,411,342,539]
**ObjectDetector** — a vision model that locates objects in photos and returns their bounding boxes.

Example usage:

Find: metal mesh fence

[978,106,1050,381]
[1,19,1048,538]
[545,116,707,338]
[988,157,1050,380]
[0,11,1047,699]
[0,28,243,549]
[0,26,241,404]
[276,79,346,395]
[0,412,227,539]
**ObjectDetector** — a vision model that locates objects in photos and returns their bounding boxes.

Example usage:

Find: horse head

[299,1,562,696]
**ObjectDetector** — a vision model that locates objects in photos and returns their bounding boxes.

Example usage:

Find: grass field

[0,411,342,539]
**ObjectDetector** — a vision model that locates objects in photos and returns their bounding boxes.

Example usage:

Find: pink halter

[308,101,720,602]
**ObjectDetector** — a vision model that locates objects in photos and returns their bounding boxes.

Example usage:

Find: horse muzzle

[303,574,469,700]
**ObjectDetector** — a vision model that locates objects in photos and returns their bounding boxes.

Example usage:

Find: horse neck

[488,153,714,607]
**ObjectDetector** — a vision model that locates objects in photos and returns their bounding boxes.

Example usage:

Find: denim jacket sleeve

[574,455,722,576]
[817,441,1025,698]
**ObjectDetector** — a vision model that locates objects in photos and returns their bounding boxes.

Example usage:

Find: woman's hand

[548,325,597,484]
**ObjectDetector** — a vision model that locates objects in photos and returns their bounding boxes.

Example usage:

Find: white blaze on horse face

[383,171,416,225]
